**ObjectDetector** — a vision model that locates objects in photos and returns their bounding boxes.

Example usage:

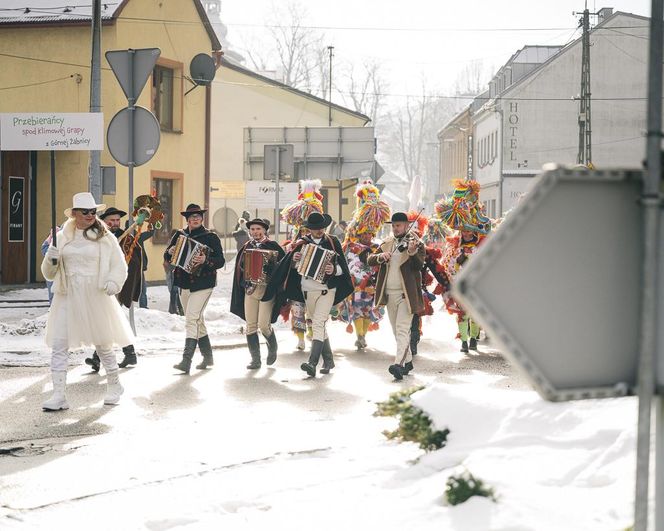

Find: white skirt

[46,275,134,349]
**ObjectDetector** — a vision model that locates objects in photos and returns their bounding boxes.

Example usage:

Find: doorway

[1,151,30,284]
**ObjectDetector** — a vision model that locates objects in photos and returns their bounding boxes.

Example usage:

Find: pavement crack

[3,446,333,513]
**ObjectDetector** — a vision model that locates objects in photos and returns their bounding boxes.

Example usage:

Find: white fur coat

[41,218,128,295]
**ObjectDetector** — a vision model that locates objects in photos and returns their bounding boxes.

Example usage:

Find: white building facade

[469,10,648,216]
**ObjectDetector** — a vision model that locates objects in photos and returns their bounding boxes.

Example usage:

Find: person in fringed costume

[279,179,324,351]
[437,179,491,353]
[337,179,391,350]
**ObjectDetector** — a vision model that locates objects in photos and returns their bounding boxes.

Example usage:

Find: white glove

[104,281,120,296]
[46,246,60,261]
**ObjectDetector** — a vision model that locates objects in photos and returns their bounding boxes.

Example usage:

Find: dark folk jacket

[230,239,285,322]
[110,227,143,308]
[366,235,426,315]
[163,226,225,292]
[265,234,353,306]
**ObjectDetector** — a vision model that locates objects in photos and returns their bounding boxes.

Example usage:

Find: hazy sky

[221,0,651,105]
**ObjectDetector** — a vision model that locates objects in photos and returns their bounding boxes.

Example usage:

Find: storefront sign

[245,181,299,209]
[0,113,103,151]
[210,180,245,199]
[8,176,24,242]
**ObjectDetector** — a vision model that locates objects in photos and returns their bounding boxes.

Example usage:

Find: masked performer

[338,180,391,350]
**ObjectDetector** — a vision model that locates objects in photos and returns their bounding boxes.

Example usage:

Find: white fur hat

[64,192,106,218]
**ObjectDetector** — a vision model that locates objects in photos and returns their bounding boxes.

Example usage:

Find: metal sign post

[637,1,664,529]
[105,47,161,334]
[264,144,294,238]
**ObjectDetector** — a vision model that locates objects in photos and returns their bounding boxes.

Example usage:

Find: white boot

[42,371,69,411]
[104,369,124,405]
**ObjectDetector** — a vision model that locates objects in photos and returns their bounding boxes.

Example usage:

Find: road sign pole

[275,147,281,238]
[50,151,57,264]
[635,2,664,530]
[126,49,137,335]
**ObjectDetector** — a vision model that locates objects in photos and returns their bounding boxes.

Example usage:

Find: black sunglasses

[74,208,97,215]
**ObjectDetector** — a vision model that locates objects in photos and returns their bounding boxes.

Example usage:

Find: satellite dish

[190,53,216,86]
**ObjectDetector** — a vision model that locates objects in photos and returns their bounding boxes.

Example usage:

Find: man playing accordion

[230,218,285,369]
[165,203,225,374]
[266,212,353,378]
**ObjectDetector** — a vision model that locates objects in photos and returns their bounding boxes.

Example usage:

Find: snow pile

[0,313,48,336]
[405,376,636,530]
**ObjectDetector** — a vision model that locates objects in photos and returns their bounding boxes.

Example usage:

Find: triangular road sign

[106,48,161,101]
[453,167,643,401]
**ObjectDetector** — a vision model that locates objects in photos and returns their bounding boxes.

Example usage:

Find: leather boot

[118,345,137,368]
[85,351,101,372]
[320,338,335,374]
[174,338,197,374]
[196,335,214,369]
[104,369,124,405]
[265,330,278,365]
[469,337,478,351]
[460,340,469,353]
[301,339,323,377]
[246,333,261,369]
[42,371,69,411]
[388,364,404,381]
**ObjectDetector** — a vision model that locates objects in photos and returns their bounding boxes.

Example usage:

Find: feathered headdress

[451,178,481,206]
[280,179,323,227]
[407,210,429,237]
[434,196,471,231]
[346,179,391,241]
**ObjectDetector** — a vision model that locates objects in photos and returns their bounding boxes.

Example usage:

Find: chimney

[597,7,614,24]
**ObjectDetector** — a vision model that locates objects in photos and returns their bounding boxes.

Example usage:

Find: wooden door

[1,151,30,284]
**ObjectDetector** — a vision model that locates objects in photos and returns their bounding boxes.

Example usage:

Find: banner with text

[0,113,104,151]
[245,181,299,209]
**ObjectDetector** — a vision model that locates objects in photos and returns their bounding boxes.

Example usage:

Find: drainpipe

[204,83,211,226]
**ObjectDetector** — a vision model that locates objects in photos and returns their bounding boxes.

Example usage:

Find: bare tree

[453,59,492,96]
[339,59,387,126]
[239,1,329,97]
[380,80,459,182]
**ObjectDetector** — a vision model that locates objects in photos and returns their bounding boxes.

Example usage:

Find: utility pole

[88,0,102,201]
[328,45,343,222]
[575,2,594,166]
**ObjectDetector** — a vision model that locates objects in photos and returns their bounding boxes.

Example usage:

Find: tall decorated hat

[346,179,391,241]
[280,179,323,228]
[434,196,471,231]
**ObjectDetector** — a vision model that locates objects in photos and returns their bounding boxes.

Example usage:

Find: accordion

[244,248,279,292]
[170,234,210,276]
[296,243,336,284]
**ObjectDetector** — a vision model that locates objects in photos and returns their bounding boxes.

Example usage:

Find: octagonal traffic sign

[453,167,643,401]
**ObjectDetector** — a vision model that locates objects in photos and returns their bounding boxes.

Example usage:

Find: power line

[0,74,74,91]
[0,51,653,103]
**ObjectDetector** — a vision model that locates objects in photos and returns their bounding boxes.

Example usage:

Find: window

[152,59,183,132]
[153,65,173,130]
[153,178,174,244]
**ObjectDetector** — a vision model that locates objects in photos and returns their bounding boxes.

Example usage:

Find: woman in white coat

[41,192,134,410]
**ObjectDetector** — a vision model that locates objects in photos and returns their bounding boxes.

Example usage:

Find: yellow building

[210,58,372,239]
[0,0,220,285]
